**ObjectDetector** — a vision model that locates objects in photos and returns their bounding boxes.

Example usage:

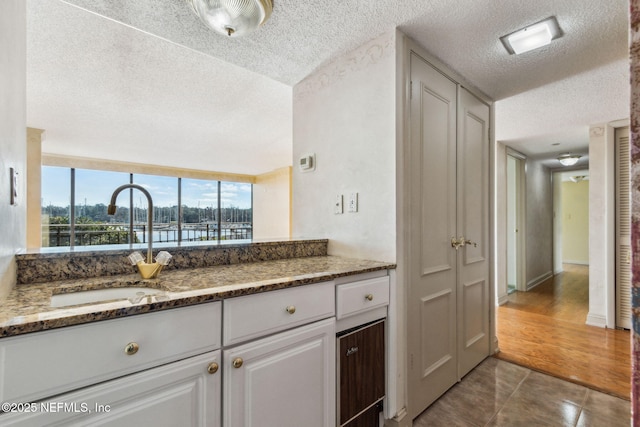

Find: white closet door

[457,88,491,377]
[616,126,631,329]
[407,52,458,416]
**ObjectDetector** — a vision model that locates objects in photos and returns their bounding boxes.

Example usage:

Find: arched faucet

[107,183,154,264]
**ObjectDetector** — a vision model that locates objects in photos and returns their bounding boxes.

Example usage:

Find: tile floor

[414,357,631,427]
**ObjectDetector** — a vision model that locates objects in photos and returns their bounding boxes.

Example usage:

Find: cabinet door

[338,320,384,425]
[224,318,335,427]
[0,351,221,427]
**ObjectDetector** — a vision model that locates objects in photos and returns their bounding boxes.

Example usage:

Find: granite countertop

[0,256,395,338]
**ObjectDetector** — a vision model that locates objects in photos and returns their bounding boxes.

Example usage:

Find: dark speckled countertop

[0,256,395,338]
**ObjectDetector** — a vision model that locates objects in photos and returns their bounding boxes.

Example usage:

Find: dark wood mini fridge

[337,319,385,427]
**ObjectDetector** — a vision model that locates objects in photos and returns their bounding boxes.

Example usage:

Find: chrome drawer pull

[346,346,359,357]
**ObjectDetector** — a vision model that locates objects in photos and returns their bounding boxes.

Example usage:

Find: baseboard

[526,271,553,291]
[497,294,509,305]
[385,408,411,427]
[586,312,607,328]
[554,268,563,275]
[563,260,589,266]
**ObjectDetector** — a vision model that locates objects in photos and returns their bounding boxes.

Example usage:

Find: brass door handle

[464,239,478,248]
[207,362,219,374]
[451,237,464,250]
[124,342,139,356]
[285,305,296,314]
[232,357,243,368]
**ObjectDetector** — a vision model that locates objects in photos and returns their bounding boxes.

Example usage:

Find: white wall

[553,172,564,274]
[495,143,508,304]
[0,1,27,298]
[525,158,554,288]
[292,31,397,262]
[253,167,291,240]
[588,123,616,328]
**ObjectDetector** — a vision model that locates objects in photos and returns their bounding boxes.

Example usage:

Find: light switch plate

[348,192,358,212]
[10,167,18,205]
[334,194,343,214]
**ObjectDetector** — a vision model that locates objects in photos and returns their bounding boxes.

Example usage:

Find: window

[40,167,253,248]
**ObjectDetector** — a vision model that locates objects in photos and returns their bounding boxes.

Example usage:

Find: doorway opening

[506,150,525,294]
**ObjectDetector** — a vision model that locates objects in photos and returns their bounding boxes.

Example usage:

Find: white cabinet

[0,280,340,426]
[222,282,336,427]
[0,351,221,427]
[223,318,335,427]
[223,281,334,346]
[0,302,222,404]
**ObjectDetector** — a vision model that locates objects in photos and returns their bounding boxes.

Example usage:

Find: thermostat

[299,153,315,172]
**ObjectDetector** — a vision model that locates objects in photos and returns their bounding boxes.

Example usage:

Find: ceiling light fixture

[557,154,581,167]
[570,175,586,183]
[500,17,562,55]
[187,0,273,38]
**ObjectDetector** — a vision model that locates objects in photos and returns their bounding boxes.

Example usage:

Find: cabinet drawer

[336,276,389,320]
[223,282,335,346]
[0,302,221,403]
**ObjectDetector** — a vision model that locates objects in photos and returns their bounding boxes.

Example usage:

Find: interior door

[407,52,458,416]
[457,88,491,377]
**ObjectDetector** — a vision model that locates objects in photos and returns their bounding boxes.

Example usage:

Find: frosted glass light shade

[508,22,552,54]
[557,154,581,166]
[500,17,562,55]
[187,0,273,37]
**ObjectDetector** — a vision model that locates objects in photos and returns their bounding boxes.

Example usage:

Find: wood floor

[495,264,631,400]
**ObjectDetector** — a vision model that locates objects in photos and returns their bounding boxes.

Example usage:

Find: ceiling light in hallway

[500,17,562,55]
[557,154,581,166]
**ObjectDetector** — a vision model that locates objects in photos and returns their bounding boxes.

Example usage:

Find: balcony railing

[42,222,253,247]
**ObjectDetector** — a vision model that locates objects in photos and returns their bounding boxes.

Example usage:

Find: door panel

[616,126,631,329]
[408,52,458,415]
[457,88,490,377]
[420,289,455,376]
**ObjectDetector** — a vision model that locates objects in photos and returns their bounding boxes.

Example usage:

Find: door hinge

[410,81,413,99]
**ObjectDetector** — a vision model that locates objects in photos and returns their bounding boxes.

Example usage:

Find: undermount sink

[51,287,167,308]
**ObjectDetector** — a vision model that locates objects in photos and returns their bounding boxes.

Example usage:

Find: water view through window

[41,166,253,248]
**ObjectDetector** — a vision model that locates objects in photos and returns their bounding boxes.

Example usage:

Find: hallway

[495,264,631,399]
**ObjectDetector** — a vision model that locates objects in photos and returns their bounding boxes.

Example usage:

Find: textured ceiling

[26,0,630,174]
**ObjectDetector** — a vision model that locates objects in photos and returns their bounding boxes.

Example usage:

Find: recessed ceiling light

[500,17,562,55]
